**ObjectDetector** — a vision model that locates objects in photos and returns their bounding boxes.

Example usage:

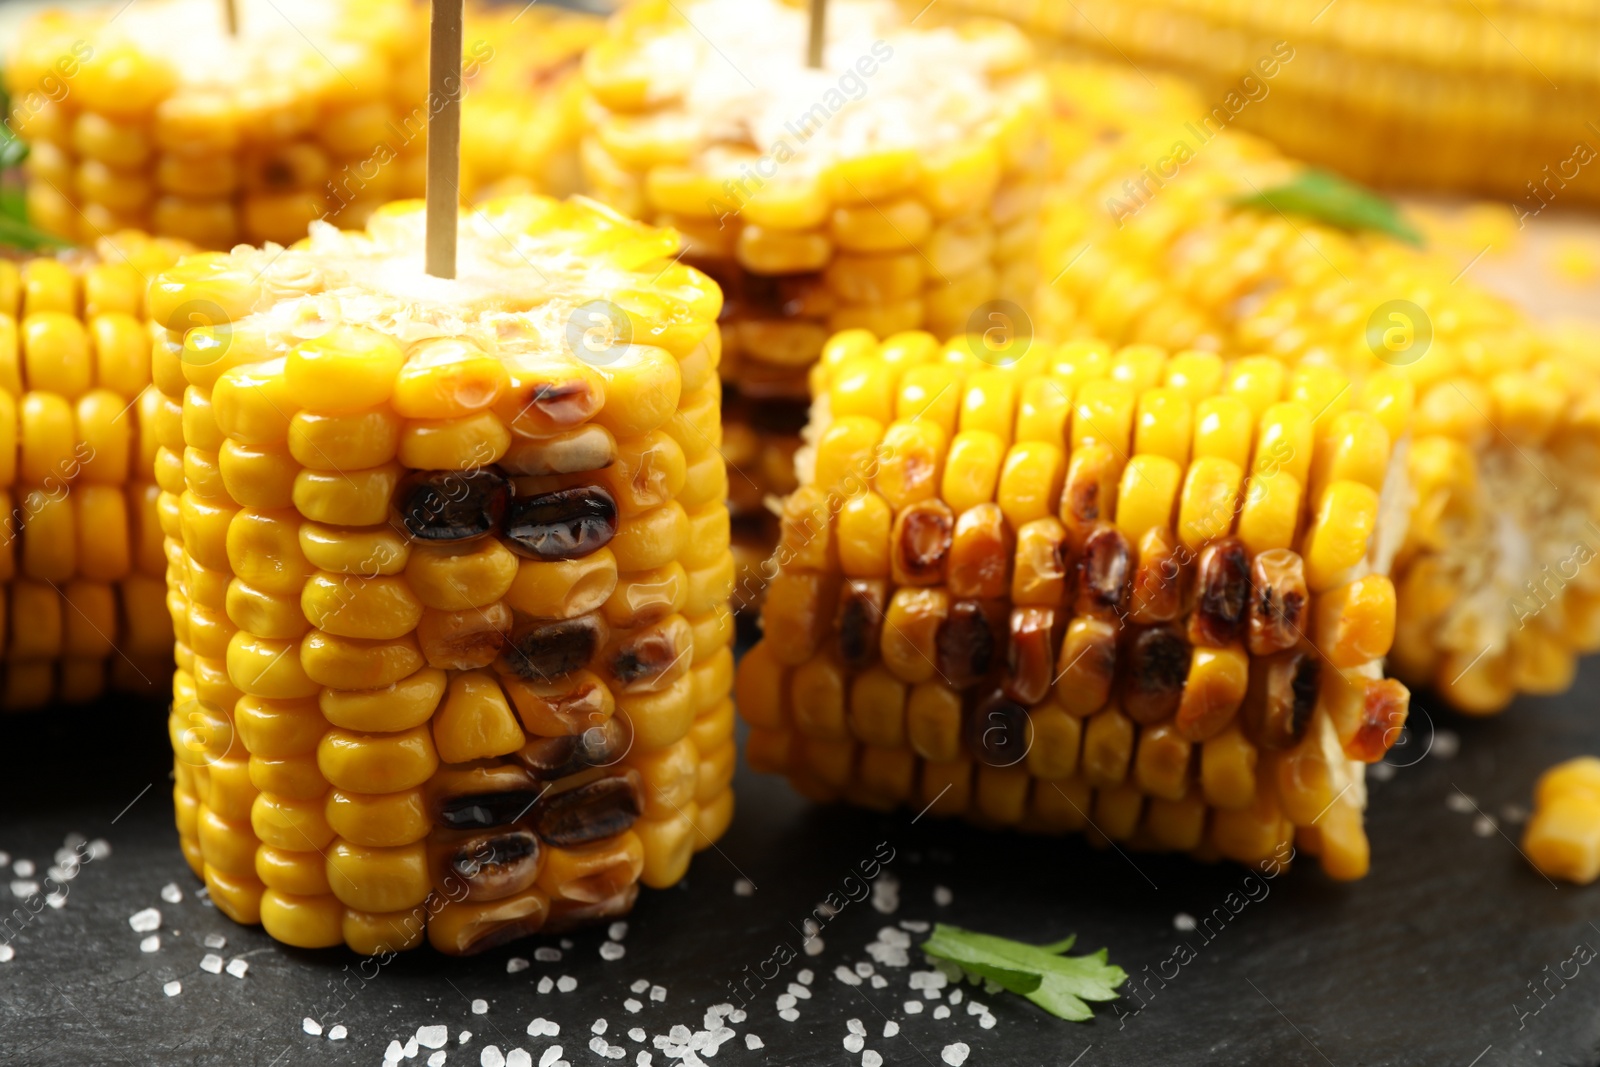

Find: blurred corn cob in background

[579,0,1049,571]
[0,233,186,710]
[738,330,1411,878]
[940,0,1600,209]
[459,6,604,203]
[153,196,735,953]
[6,0,428,248]
[1037,62,1600,714]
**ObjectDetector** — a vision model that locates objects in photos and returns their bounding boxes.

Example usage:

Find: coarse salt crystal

[899,920,930,933]
[624,999,642,1013]
[729,1009,747,1024]
[384,1040,404,1063]
[405,1037,420,1057]
[942,1042,970,1066]
[1446,793,1476,813]
[648,984,665,1002]
[978,1013,996,1030]
[428,1054,446,1067]
[1369,761,1396,782]
[561,940,573,950]
[608,922,628,941]
[526,1018,559,1037]
[589,1037,609,1057]
[871,874,900,914]
[0,851,8,867]
[160,883,183,904]
[45,892,67,910]
[933,886,953,907]
[804,937,825,956]
[507,958,530,974]
[778,1008,799,1022]
[848,1018,867,1035]
[481,1047,506,1067]
[854,962,874,977]
[226,958,248,979]
[87,839,110,861]
[303,1017,323,1036]
[903,1001,923,1015]
[204,934,227,949]
[506,1050,532,1067]
[600,942,626,961]
[0,945,13,963]
[745,1035,763,1050]
[630,979,650,994]
[460,1032,471,1045]
[140,935,160,953]
[128,908,161,933]
[835,966,862,986]
[592,1020,608,1035]
[535,947,562,962]
[13,859,34,877]
[200,954,224,974]
[537,977,554,994]
[932,1006,950,1020]
[328,1025,347,1040]
[844,1034,865,1054]
[777,994,797,1010]
[539,1049,563,1067]
[557,976,578,993]
[1432,730,1460,760]
[883,1022,899,1037]
[163,980,181,997]
[863,1052,883,1067]
[472,1000,490,1015]
[628,1028,646,1042]
[787,982,811,999]
[870,976,887,989]
[419,1025,449,1049]
[733,878,754,897]
[1473,814,1498,837]
[1174,913,1196,932]
[949,989,963,1005]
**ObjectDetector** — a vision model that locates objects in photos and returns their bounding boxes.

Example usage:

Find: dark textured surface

[2,658,1600,1067]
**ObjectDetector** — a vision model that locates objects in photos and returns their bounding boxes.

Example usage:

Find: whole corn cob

[579,0,1049,546]
[6,0,428,249]
[152,195,734,953]
[1036,62,1600,714]
[459,6,604,204]
[0,232,187,709]
[939,0,1600,208]
[737,329,1413,879]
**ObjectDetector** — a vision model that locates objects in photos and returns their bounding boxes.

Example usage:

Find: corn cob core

[0,232,187,709]
[939,0,1600,207]
[460,7,604,204]
[1036,65,1600,714]
[152,195,734,954]
[579,0,1049,541]
[738,329,1414,879]
[7,0,427,249]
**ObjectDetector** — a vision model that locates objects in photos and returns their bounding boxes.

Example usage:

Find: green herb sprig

[1233,168,1423,247]
[921,924,1127,1022]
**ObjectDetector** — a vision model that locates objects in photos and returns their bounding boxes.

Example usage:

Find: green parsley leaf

[1233,168,1423,247]
[0,211,70,252]
[921,924,1126,1023]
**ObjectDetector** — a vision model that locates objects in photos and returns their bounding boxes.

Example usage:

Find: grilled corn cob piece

[6,0,428,248]
[939,0,1600,208]
[1037,62,1600,714]
[154,195,734,953]
[0,233,187,709]
[580,0,1048,527]
[738,329,1412,878]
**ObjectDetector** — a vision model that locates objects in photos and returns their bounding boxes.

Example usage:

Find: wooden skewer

[426,0,464,280]
[223,0,237,35]
[806,0,828,69]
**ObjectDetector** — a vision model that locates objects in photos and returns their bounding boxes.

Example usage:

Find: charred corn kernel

[875,422,946,511]
[1059,443,1121,547]
[156,197,727,951]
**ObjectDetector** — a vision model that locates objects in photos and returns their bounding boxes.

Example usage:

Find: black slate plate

[2,655,1599,1067]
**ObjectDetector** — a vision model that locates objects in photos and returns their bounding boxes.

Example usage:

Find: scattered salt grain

[385,1040,405,1062]
[1503,803,1530,824]
[949,989,964,1006]
[481,1047,506,1067]
[883,1022,899,1038]
[932,1006,950,1020]
[871,873,900,914]
[933,886,953,907]
[628,1028,646,1042]
[405,1037,420,1058]
[903,1001,924,1015]
[854,962,875,978]
[526,1019,559,1037]
[899,920,930,933]
[778,1008,800,1022]
[303,1017,323,1036]
[729,1009,746,1024]
[561,940,573,950]
[966,1000,986,1016]
[624,999,642,1013]
[200,953,224,974]
[648,984,665,1002]
[1432,730,1460,760]
[631,979,650,994]
[13,859,34,877]
[160,883,183,904]
[10,879,38,899]
[0,851,8,867]
[804,938,825,956]
[128,908,161,933]
[848,1020,866,1036]
[797,969,814,985]
[777,994,797,1011]
[600,942,626,961]
[506,1050,532,1067]
[87,839,110,861]
[942,1042,970,1066]
[140,935,160,953]
[537,977,554,994]
[472,999,489,1015]
[419,1025,449,1049]
[328,1025,347,1040]
[535,947,562,962]
[844,1034,865,1054]
[733,878,754,897]
[863,1052,883,1067]
[507,958,530,974]
[539,1049,563,1067]
[1473,814,1498,837]
[870,976,888,989]
[592,1020,608,1035]
[745,1035,764,1050]
[1173,913,1196,932]
[608,922,628,941]
[1368,762,1396,782]
[786,982,811,999]
[163,980,181,997]
[557,976,578,993]
[1446,793,1476,813]
[428,1054,446,1067]
[460,1032,471,1045]
[978,1013,996,1030]
[204,934,227,950]
[834,966,863,987]
[0,945,13,962]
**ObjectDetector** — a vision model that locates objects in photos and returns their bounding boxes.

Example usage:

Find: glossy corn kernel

[7,0,436,248]
[581,0,1048,535]
[161,197,731,952]
[741,332,1405,877]
[1524,757,1600,885]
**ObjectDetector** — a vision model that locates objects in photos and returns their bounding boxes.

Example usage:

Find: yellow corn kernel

[1114,453,1180,544]
[1312,411,1390,500]
[896,363,963,435]
[941,431,1004,513]
[836,492,891,578]
[1071,378,1134,456]
[284,325,405,415]
[1177,455,1243,551]
[1316,574,1397,668]
[1133,386,1191,466]
[875,421,945,511]
[1225,356,1286,420]
[1200,725,1257,810]
[997,441,1064,529]
[1302,480,1379,591]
